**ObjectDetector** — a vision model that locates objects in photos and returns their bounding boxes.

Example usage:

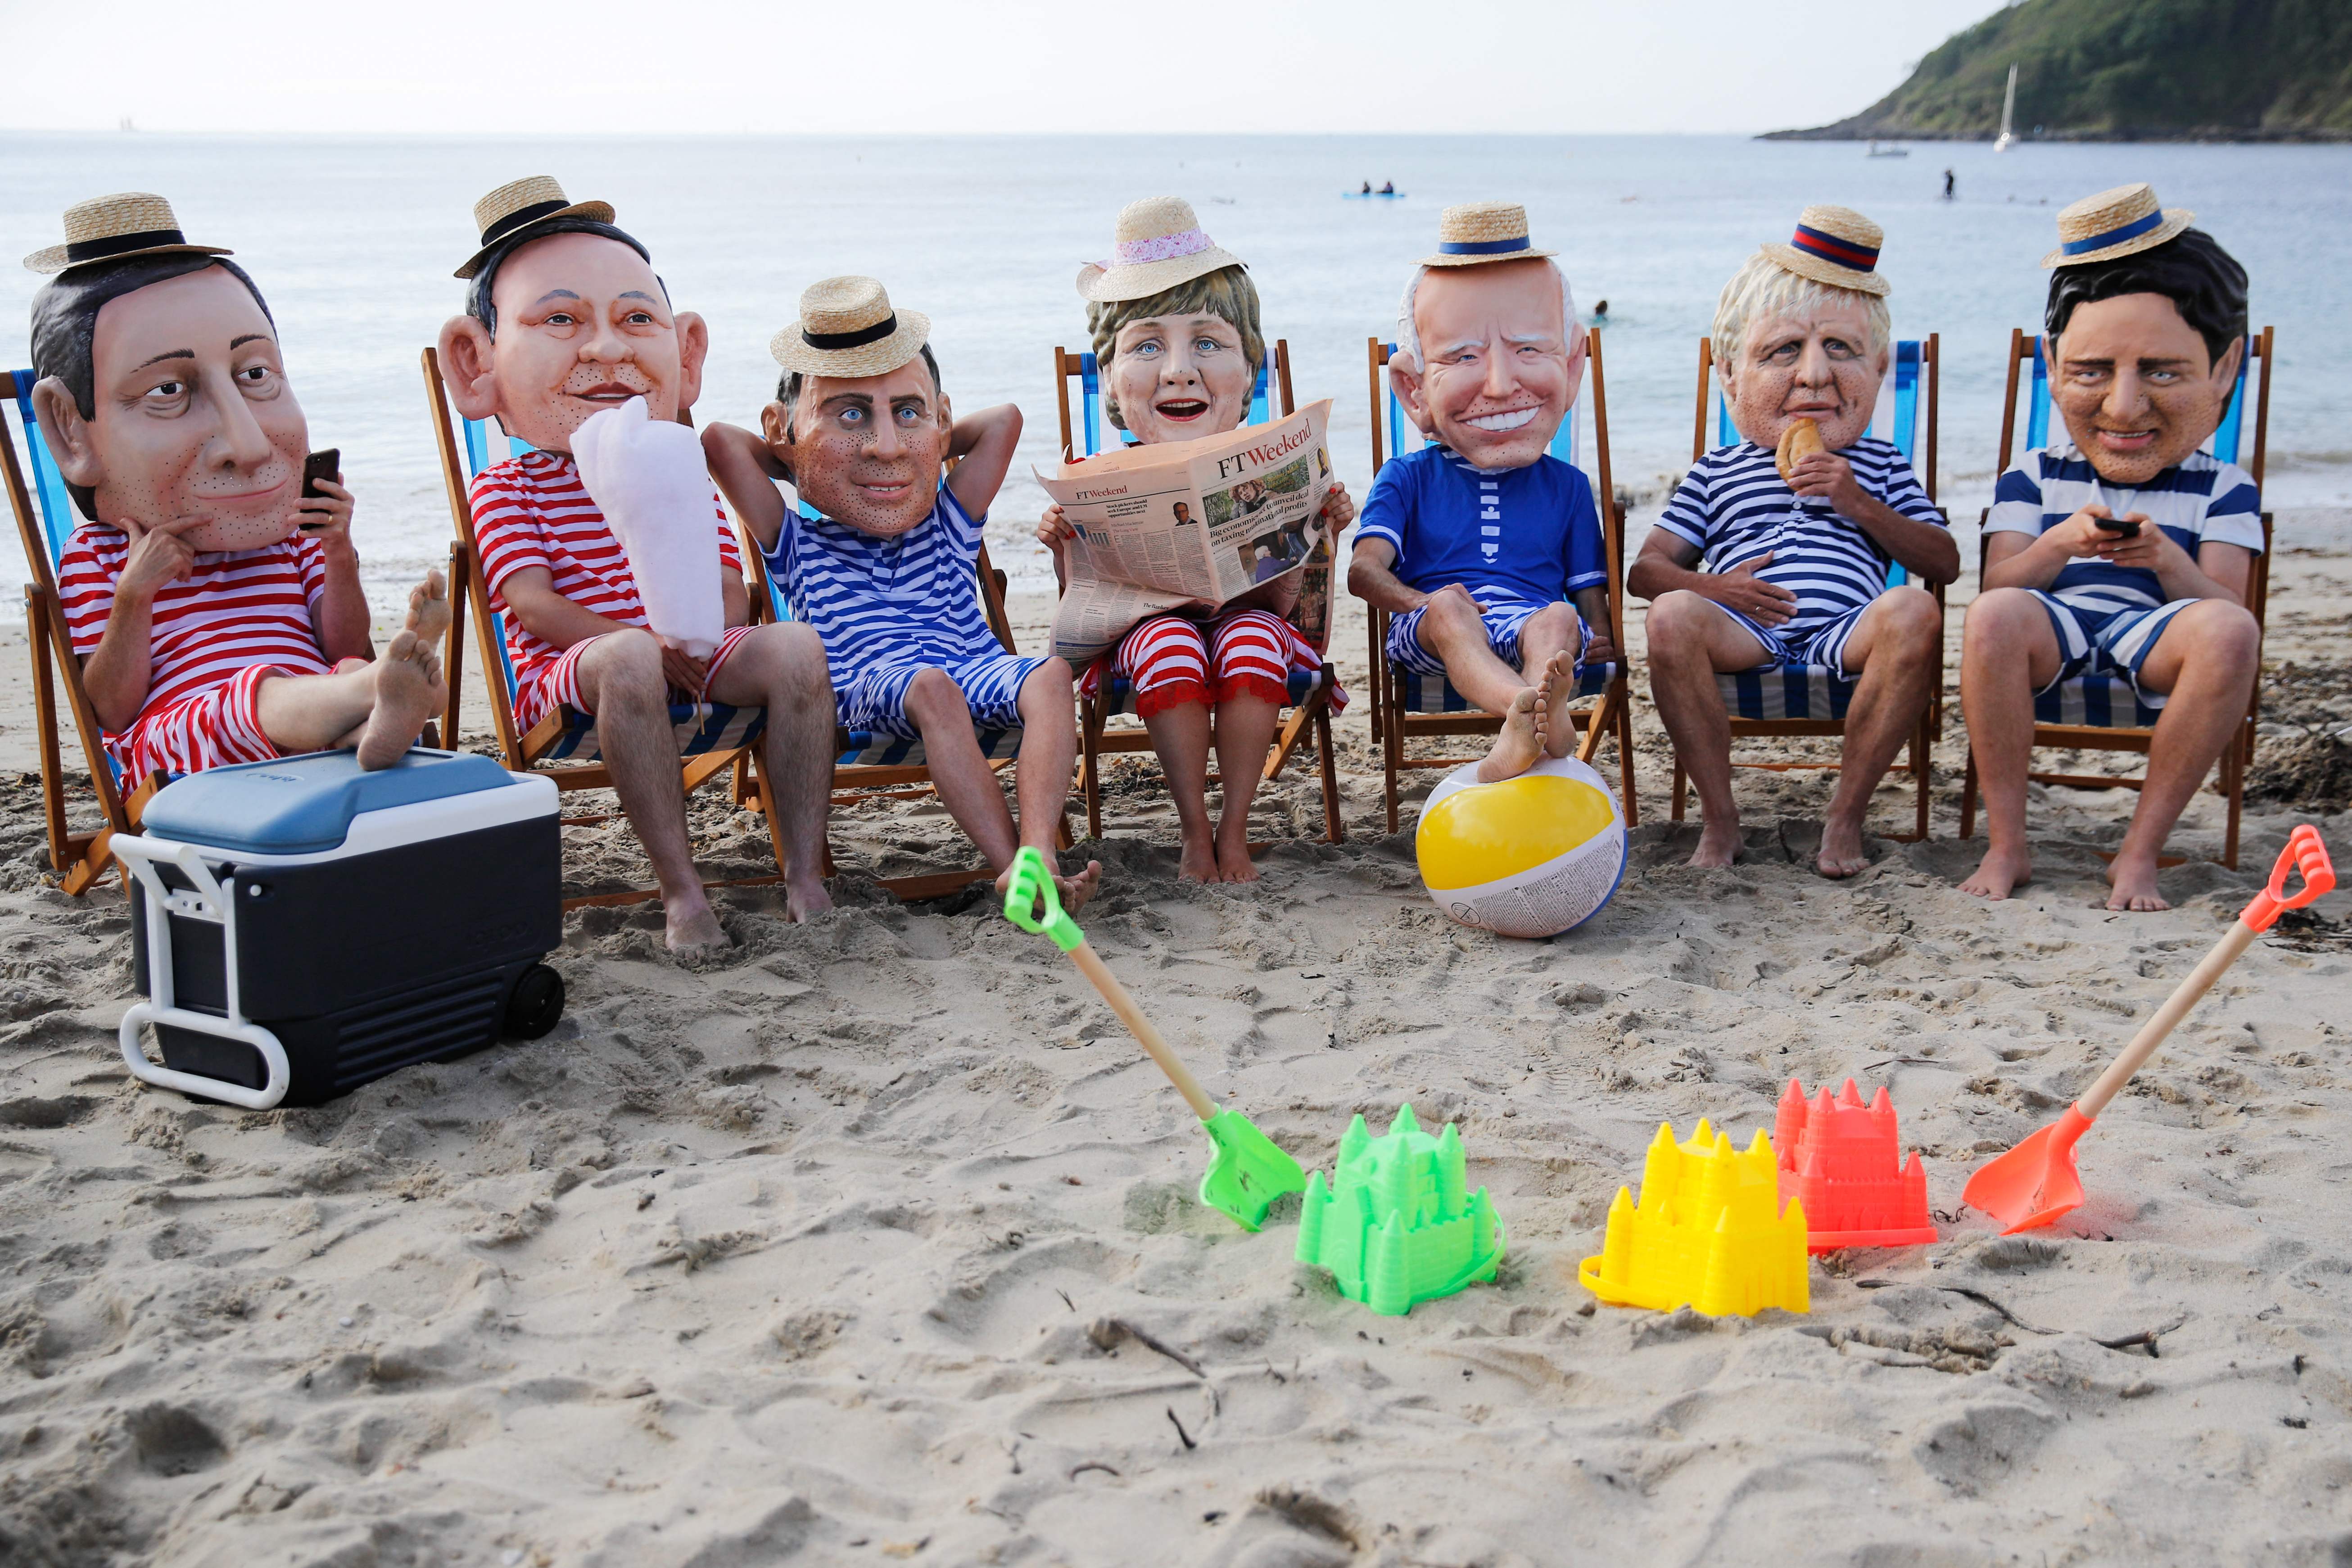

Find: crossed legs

[1960,590,2257,910]
[904,658,1101,911]
[254,571,450,770]
[1411,592,1586,783]
[1646,586,1940,876]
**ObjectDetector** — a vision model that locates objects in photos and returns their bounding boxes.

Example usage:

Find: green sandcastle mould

[1294,1103,1506,1316]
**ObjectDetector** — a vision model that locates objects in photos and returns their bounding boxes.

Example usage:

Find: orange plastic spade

[1964,826,2334,1234]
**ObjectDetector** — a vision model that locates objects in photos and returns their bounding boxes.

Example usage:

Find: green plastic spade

[1002,846,1306,1230]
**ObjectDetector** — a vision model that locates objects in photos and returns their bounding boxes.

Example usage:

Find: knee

[1881,585,1943,656]
[1525,602,1579,645]
[1643,591,1710,655]
[904,666,966,716]
[1030,656,1076,698]
[598,630,666,700]
[767,619,826,669]
[1420,589,1477,634]
[2182,600,2260,667]
[1963,587,2040,643]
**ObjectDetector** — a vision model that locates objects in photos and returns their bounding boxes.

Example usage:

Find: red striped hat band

[1791,224,1878,272]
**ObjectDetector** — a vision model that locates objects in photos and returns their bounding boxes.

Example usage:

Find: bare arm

[945,402,1022,518]
[1572,586,1616,661]
[499,565,643,653]
[1344,535,1429,615]
[301,481,374,664]
[81,516,205,733]
[702,422,790,551]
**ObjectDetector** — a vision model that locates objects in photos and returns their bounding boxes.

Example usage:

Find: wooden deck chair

[1670,334,1947,842]
[1361,329,1638,835]
[1958,325,2275,870]
[422,347,796,911]
[1,369,176,894]
[730,480,1067,903]
[1048,339,1344,844]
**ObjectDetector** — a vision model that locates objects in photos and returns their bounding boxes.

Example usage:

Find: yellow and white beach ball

[1416,755,1626,939]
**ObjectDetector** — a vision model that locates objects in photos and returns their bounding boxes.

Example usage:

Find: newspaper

[1040,400,1336,664]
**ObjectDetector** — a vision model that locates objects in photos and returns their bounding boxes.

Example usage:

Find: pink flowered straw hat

[1076,196,1247,304]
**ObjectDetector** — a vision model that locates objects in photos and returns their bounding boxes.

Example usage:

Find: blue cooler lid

[140,749,520,855]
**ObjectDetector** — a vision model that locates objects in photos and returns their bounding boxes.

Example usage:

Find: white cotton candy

[572,397,724,659]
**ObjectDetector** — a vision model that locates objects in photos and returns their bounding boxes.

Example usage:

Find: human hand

[1788,451,1867,519]
[1583,626,1619,664]
[1037,503,1075,549]
[1318,483,1356,533]
[1698,553,1797,626]
[296,477,357,559]
[116,515,205,604]
[660,643,711,698]
[2049,505,2155,562]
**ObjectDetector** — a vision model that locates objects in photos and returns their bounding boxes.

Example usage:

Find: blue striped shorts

[837,651,1046,739]
[1385,595,1588,678]
[2028,593,2196,710]
[1707,596,1876,676]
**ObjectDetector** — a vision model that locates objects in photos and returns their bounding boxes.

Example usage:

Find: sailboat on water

[1994,64,2019,152]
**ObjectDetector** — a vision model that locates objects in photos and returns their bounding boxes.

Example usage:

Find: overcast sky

[1,0,2005,136]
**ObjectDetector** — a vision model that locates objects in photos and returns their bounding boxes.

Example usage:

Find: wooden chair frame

[1049,339,1344,846]
[1,370,170,895]
[1669,334,1946,843]
[1958,325,2275,870]
[1361,329,1639,835]
[422,347,794,911]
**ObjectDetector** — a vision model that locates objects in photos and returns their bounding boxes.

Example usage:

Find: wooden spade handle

[2078,919,2259,1120]
[1069,942,1217,1122]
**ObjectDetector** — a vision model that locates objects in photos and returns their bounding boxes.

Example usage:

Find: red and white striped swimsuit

[59,526,332,781]
[1081,607,1343,718]
[469,451,747,730]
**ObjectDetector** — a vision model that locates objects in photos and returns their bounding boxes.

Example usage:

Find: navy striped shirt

[1985,445,2262,616]
[1656,438,1942,634]
[764,484,1001,690]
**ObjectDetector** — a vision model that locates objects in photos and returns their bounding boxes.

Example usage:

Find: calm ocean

[5,132,2347,613]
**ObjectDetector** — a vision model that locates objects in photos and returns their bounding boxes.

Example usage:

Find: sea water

[4,132,2347,613]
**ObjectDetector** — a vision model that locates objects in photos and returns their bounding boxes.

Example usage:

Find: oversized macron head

[27,192,310,552]
[1714,204,1892,457]
[2041,184,2247,486]
[1389,203,1585,471]
[435,176,708,453]
[764,276,948,539]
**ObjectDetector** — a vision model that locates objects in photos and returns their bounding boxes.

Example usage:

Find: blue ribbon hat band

[2062,207,2166,257]
[1436,236,1533,257]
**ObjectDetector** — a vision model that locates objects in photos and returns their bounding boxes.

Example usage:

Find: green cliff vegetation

[1769,0,2352,141]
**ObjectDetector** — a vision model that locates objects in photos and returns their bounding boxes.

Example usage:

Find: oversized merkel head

[1714,204,1893,458]
[765,276,948,539]
[1081,197,1264,446]
[2041,184,2248,486]
[435,177,708,454]
[26,194,308,553]
[1390,203,1584,470]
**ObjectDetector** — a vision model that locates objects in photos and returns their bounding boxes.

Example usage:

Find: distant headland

[1764,0,2352,144]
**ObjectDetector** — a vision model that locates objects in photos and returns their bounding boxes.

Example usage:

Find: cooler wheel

[504,964,566,1040]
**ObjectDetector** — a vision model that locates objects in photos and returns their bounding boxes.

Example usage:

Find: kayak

[1343,191,1406,199]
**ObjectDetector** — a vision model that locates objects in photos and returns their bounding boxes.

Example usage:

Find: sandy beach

[0,521,2347,1566]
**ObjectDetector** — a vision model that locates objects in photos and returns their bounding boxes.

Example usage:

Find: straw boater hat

[1419,202,1555,269]
[1076,197,1247,303]
[2042,182,2194,269]
[24,193,231,275]
[1759,205,1891,297]
[769,276,931,378]
[453,175,616,280]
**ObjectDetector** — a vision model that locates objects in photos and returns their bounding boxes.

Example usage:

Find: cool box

[117,749,565,1109]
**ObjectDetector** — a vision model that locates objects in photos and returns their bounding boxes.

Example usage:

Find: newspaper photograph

[1039,400,1335,664]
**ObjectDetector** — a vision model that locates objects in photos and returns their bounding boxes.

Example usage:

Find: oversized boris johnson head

[436,176,708,453]
[2040,184,2248,486]
[1078,197,1265,447]
[1389,203,1587,471]
[27,193,308,551]
[1713,205,1893,457]
[762,276,947,539]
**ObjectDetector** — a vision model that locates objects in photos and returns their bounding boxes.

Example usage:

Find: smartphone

[2093,515,2141,538]
[299,448,341,511]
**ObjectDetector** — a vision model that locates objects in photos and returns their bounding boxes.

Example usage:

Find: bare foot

[665,898,730,953]
[407,569,452,649]
[1688,819,1742,869]
[1214,823,1259,883]
[356,629,445,770]
[1817,815,1871,879]
[1533,651,1579,760]
[1176,823,1218,883]
[784,876,833,922]
[1475,687,1542,783]
[1058,859,1104,912]
[1958,846,2033,900]
[2105,854,2170,912]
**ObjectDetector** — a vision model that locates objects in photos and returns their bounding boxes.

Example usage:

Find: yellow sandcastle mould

[1577,1118,1810,1317]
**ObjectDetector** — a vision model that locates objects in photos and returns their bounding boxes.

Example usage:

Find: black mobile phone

[299,448,341,501]
[2094,515,2141,538]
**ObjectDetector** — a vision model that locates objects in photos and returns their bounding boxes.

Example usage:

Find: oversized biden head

[27,193,310,553]
[436,176,709,455]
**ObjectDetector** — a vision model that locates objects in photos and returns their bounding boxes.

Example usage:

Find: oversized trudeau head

[436,176,709,454]
[1389,202,1587,471]
[2040,184,2248,486]
[26,193,309,552]
[1714,204,1893,459]
[763,276,946,539]
[1079,196,1263,447]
